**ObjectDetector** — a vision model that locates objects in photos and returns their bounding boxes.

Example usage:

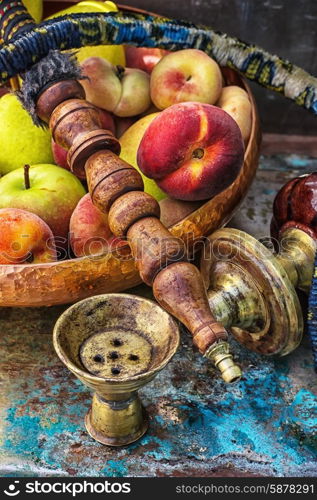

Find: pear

[23,0,43,23]
[0,94,53,175]
[81,58,122,112]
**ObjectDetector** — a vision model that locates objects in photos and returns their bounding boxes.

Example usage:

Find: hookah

[0,0,316,445]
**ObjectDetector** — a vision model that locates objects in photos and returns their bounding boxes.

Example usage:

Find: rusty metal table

[0,154,317,477]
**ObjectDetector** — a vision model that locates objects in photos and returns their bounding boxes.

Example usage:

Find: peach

[137,102,244,201]
[125,46,170,73]
[150,49,222,110]
[51,139,69,170]
[217,86,252,142]
[0,208,57,264]
[70,194,121,257]
[114,68,151,117]
[81,57,151,117]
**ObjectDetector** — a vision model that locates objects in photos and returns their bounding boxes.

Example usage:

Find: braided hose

[0,10,315,114]
[307,252,317,371]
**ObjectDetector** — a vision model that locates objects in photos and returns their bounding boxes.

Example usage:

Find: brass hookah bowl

[53,293,180,446]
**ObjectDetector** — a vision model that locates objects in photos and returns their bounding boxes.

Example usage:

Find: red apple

[0,208,57,264]
[137,102,245,201]
[70,193,122,257]
[52,108,115,170]
[125,46,169,73]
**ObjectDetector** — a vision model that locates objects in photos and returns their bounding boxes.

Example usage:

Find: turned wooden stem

[36,80,231,359]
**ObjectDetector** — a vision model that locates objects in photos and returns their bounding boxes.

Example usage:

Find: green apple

[0,94,53,175]
[0,164,86,247]
[119,113,166,201]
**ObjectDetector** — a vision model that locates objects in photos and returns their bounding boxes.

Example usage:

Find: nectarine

[81,57,151,117]
[150,49,222,110]
[137,102,244,201]
[70,194,121,257]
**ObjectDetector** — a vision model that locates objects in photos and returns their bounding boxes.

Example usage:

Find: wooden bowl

[0,3,261,307]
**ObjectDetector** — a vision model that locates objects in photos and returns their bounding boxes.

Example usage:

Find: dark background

[47,0,317,135]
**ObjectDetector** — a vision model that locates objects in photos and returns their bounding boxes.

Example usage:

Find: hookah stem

[0,10,316,113]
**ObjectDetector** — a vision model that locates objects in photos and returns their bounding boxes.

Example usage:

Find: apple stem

[116,65,125,80]
[24,164,31,190]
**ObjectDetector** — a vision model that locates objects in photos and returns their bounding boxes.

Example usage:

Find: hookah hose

[308,254,317,371]
[0,9,315,114]
[0,1,317,368]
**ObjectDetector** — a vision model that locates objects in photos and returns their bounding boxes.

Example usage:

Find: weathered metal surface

[0,154,317,477]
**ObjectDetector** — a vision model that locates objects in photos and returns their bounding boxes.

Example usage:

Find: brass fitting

[205,341,242,383]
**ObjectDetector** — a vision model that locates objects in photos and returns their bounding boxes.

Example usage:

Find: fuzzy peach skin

[217,86,252,142]
[150,49,222,110]
[137,102,245,201]
[70,194,122,257]
[81,57,151,117]
[0,208,57,264]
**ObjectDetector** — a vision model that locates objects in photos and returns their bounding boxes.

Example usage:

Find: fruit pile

[0,41,252,266]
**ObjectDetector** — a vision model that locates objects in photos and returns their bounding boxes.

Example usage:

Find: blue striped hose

[307,251,317,371]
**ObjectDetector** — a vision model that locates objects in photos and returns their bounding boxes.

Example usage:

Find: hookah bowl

[53,293,180,446]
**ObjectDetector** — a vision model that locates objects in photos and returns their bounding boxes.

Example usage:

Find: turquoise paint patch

[102,460,128,477]
[283,389,317,448]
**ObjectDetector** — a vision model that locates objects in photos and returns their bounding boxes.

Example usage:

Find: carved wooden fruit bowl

[0,3,261,307]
